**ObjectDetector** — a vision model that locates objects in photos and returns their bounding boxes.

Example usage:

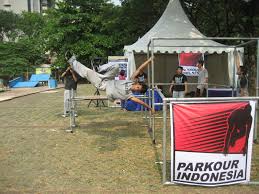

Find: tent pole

[151,38,156,144]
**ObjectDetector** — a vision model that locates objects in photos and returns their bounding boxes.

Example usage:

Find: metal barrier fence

[146,37,259,145]
[68,93,152,132]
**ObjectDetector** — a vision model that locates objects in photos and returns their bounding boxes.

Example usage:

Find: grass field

[0,84,258,193]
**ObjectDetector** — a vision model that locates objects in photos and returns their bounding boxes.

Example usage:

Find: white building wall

[0,0,42,14]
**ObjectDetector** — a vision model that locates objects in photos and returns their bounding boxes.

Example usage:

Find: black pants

[196,88,207,97]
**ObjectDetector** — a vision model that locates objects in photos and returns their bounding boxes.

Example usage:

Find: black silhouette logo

[223,104,252,155]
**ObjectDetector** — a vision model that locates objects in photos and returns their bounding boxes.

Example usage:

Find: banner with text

[179,53,202,76]
[170,101,255,186]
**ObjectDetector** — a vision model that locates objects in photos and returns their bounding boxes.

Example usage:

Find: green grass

[0,84,258,193]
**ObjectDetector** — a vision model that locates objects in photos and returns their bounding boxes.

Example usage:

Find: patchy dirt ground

[0,84,258,193]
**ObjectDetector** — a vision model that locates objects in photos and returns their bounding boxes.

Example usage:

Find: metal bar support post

[162,100,167,183]
[151,38,156,144]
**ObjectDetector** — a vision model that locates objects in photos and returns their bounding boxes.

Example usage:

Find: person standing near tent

[169,66,188,98]
[66,54,155,114]
[235,52,249,97]
[196,60,208,97]
[61,66,78,117]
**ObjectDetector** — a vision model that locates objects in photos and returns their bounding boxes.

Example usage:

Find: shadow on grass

[77,120,147,152]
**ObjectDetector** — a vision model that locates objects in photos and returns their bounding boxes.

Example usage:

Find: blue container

[48,79,57,89]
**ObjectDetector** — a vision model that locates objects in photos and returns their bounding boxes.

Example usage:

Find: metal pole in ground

[151,38,156,144]
[68,89,74,132]
[162,100,167,183]
[71,89,76,128]
[147,43,151,128]
[255,40,259,142]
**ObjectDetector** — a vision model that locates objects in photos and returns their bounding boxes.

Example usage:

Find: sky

[110,0,121,6]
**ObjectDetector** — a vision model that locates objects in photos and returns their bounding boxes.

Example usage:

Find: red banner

[179,53,202,76]
[179,53,202,66]
[171,101,255,186]
[174,102,252,154]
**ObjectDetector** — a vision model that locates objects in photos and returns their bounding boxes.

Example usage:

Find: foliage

[118,0,169,45]
[181,0,259,94]
[0,0,258,78]
[0,10,20,41]
[42,0,118,67]
[0,11,46,77]
[18,12,45,38]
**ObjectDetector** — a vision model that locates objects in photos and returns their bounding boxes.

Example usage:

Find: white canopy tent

[124,0,241,89]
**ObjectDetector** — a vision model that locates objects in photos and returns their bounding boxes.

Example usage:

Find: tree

[0,10,20,41]
[18,12,45,38]
[42,0,119,67]
[0,12,46,78]
[119,0,169,45]
[181,0,259,95]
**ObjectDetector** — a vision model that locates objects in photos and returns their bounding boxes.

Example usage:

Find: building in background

[0,0,54,14]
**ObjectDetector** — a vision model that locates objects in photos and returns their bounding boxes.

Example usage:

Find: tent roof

[124,0,233,54]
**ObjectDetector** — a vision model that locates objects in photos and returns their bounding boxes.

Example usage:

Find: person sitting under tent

[66,54,155,114]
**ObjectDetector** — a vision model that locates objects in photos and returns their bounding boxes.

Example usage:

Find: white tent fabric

[124,51,136,78]
[124,0,234,54]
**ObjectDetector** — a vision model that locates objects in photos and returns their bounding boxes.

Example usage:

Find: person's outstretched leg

[68,56,104,90]
[98,63,119,80]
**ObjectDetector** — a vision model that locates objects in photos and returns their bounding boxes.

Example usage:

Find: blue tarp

[124,89,163,111]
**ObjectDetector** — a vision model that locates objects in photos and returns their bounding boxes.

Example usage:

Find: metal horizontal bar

[151,37,259,41]
[138,97,152,99]
[153,45,238,48]
[134,95,152,99]
[234,40,257,47]
[242,181,259,185]
[154,103,164,105]
[154,39,257,49]
[163,96,259,102]
[142,116,170,119]
[73,96,108,101]
[153,39,256,49]
[156,88,166,99]
[163,182,176,186]
[152,83,219,85]
[152,83,230,87]
[73,95,151,101]
[163,181,259,185]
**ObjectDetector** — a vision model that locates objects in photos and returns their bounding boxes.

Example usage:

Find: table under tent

[124,0,242,96]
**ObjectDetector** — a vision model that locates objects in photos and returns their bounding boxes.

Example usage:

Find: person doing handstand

[67,55,155,114]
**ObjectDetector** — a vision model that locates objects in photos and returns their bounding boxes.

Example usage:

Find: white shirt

[197,67,208,89]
